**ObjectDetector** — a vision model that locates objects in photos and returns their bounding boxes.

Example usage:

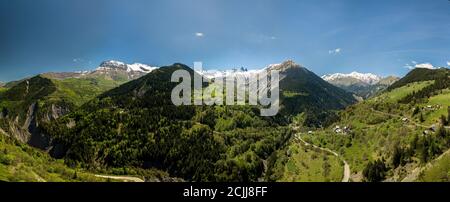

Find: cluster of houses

[304,125,352,135]
[332,125,351,134]
[424,104,441,111]
[400,116,440,135]
[423,124,439,135]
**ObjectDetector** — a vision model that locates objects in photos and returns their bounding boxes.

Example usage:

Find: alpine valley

[0,60,449,182]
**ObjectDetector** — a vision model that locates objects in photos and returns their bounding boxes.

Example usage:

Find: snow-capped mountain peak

[198,68,264,80]
[127,63,158,72]
[96,60,158,73]
[321,72,381,85]
[197,60,304,80]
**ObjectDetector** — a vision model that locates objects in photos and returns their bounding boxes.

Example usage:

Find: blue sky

[0,0,449,81]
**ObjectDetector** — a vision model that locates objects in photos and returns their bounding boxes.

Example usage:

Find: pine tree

[72,170,78,179]
[1,107,8,117]
[412,106,420,116]
[363,159,387,182]
[440,115,448,126]
[392,144,403,168]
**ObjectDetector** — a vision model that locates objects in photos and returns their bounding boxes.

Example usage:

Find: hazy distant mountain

[94,60,158,80]
[198,68,262,80]
[322,72,381,85]
[42,60,158,81]
[377,76,400,86]
[322,72,399,99]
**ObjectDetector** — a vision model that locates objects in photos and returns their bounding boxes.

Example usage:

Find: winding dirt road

[295,133,351,182]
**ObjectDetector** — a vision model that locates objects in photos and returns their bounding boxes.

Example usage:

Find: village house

[333,125,351,134]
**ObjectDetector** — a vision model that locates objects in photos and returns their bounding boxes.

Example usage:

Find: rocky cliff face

[0,101,71,150]
[45,104,71,121]
[29,101,75,150]
[0,121,30,143]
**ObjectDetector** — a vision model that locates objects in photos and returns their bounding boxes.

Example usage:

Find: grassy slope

[0,132,107,182]
[0,75,126,126]
[0,76,135,182]
[300,81,450,181]
[419,150,450,182]
[49,77,126,106]
[419,88,450,126]
[371,81,433,103]
[0,130,170,182]
[278,142,343,182]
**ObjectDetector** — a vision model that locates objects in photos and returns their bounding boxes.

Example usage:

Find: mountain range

[1,60,449,182]
[0,60,159,150]
[40,60,158,81]
[322,72,400,99]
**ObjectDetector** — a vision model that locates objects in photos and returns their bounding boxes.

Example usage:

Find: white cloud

[404,61,435,70]
[447,61,450,66]
[328,48,341,54]
[415,63,434,69]
[195,32,204,37]
[73,58,84,63]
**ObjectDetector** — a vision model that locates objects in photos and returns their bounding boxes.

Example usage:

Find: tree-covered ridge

[12,62,450,182]
[0,74,128,125]
[0,128,106,182]
[399,77,450,104]
[388,68,450,91]
[0,76,57,124]
[0,73,130,152]
[0,61,359,182]
[276,63,357,127]
[40,64,295,181]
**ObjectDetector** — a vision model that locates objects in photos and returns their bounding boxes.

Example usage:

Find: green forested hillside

[40,64,293,181]
[419,150,450,182]
[37,62,360,182]
[0,73,130,153]
[0,129,107,182]
[275,61,357,127]
[388,68,450,90]
[267,139,344,182]
[296,74,450,182]
[0,129,173,182]
[2,63,448,182]
[0,75,127,125]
